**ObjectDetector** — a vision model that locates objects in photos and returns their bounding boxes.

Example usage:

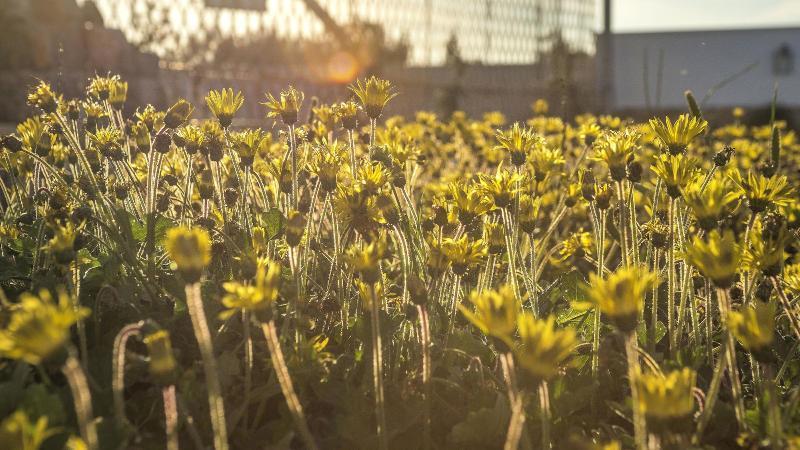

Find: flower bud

[164,99,193,129]
[285,211,306,247]
[143,330,178,386]
[165,227,212,283]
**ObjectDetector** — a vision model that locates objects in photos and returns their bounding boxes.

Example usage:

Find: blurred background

[0,0,797,125]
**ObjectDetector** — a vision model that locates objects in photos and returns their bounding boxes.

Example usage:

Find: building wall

[609,28,800,111]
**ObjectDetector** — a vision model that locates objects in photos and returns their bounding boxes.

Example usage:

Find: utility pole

[599,0,613,112]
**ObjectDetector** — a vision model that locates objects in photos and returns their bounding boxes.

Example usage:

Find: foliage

[0,75,798,449]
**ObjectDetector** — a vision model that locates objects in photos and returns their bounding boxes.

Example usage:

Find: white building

[606,27,799,111]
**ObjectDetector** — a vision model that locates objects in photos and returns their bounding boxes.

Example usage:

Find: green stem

[163,385,179,450]
[369,284,389,450]
[649,249,660,354]
[500,353,525,450]
[185,282,228,450]
[539,380,552,450]
[242,310,253,429]
[696,330,729,438]
[763,363,782,446]
[63,352,99,450]
[112,322,143,428]
[616,181,630,267]
[288,124,298,210]
[261,320,319,450]
[716,288,746,430]
[502,209,522,303]
[625,332,647,450]
[667,197,676,355]
[772,276,800,341]
[705,278,714,366]
[592,210,606,381]
[418,305,432,450]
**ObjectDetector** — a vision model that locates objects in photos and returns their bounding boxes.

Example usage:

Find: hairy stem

[625,332,646,450]
[369,284,388,450]
[185,282,228,450]
[63,353,99,450]
[163,384,179,450]
[112,322,143,428]
[261,320,319,450]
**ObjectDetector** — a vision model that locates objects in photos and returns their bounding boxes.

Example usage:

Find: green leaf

[638,320,666,348]
[131,213,173,245]
[21,384,66,425]
[263,208,284,240]
[448,394,510,447]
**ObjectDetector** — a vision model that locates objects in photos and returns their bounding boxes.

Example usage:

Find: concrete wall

[609,28,800,111]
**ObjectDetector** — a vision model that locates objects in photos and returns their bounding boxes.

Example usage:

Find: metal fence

[87,0,596,66]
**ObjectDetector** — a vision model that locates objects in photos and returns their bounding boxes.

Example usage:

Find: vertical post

[598,0,613,112]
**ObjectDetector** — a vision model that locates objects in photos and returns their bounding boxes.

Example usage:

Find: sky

[608,0,800,32]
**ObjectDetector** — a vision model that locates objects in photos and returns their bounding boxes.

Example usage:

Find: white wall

[609,28,800,110]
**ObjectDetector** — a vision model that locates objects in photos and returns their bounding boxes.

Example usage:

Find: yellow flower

[477,168,523,209]
[784,264,800,298]
[514,314,576,381]
[636,368,696,423]
[87,74,120,101]
[346,238,387,284]
[648,114,708,155]
[528,145,565,182]
[231,129,267,167]
[684,229,741,288]
[592,129,640,181]
[108,80,128,109]
[356,278,384,310]
[532,99,549,115]
[650,154,698,198]
[554,231,592,266]
[442,235,487,276]
[175,125,205,155]
[16,117,53,156]
[0,410,54,450]
[349,76,397,120]
[143,330,178,386]
[729,170,794,213]
[221,282,262,320]
[495,123,541,167]
[459,285,520,347]
[256,258,282,304]
[518,194,541,233]
[263,86,304,125]
[165,227,212,283]
[334,100,360,130]
[584,267,658,333]
[484,221,506,254]
[450,182,494,226]
[220,258,282,320]
[27,81,59,114]
[728,301,775,361]
[683,176,739,231]
[577,121,602,146]
[743,222,790,276]
[205,88,244,128]
[65,436,88,450]
[43,222,78,265]
[335,187,384,236]
[0,288,89,365]
[356,162,390,195]
[88,126,124,160]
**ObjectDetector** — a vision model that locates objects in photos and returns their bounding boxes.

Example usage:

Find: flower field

[0,74,799,449]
